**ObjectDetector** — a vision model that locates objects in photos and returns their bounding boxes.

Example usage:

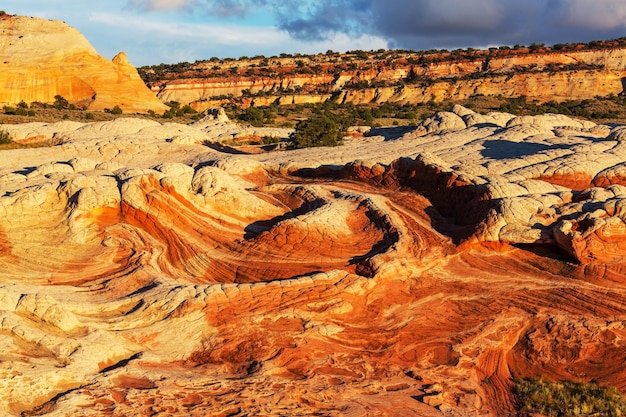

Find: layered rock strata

[2,108,626,415]
[146,48,626,110]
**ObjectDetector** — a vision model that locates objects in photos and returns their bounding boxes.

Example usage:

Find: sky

[5,0,626,67]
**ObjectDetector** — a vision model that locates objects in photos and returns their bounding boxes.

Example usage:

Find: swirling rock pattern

[2,107,626,416]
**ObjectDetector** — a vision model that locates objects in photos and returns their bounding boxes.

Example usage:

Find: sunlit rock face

[0,15,167,113]
[3,107,626,416]
[151,47,626,111]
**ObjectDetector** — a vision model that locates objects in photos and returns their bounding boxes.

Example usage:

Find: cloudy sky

[5,0,626,66]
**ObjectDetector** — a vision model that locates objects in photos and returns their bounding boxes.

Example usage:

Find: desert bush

[53,95,69,110]
[233,106,276,126]
[1,105,34,116]
[0,130,12,144]
[110,105,123,115]
[181,104,197,114]
[288,111,349,149]
[262,136,281,145]
[514,377,626,417]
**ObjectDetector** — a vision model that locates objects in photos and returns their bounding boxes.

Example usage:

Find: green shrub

[181,104,197,115]
[262,136,281,145]
[234,106,276,126]
[288,112,346,149]
[0,130,12,144]
[165,101,180,110]
[53,95,69,110]
[111,105,123,115]
[515,377,626,417]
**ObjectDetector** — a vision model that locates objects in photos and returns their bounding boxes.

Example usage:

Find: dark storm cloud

[128,0,626,48]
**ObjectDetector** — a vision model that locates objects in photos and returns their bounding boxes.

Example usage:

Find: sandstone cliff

[143,46,626,110]
[0,15,167,113]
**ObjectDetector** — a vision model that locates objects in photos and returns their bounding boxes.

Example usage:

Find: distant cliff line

[139,39,626,111]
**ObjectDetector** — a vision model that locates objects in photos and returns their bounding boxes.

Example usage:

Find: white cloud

[126,0,193,12]
[87,11,389,64]
[89,12,286,46]
[556,0,626,29]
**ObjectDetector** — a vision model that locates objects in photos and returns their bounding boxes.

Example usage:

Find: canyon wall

[0,15,167,113]
[147,48,626,110]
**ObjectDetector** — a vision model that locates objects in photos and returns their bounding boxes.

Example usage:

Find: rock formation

[0,15,167,113]
[2,107,626,416]
[143,46,626,111]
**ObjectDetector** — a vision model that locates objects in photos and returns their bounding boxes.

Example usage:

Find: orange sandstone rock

[0,15,167,113]
[2,112,626,416]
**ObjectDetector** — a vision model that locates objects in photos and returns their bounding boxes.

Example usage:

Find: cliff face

[0,15,167,113]
[336,70,624,105]
[145,47,626,110]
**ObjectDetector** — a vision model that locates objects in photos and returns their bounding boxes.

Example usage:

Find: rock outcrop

[143,46,626,110]
[3,109,626,416]
[0,15,167,113]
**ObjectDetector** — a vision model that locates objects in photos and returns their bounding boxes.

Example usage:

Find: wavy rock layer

[2,108,626,416]
[0,15,167,113]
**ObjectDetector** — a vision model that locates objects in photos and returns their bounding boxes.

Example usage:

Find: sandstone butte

[3,105,626,416]
[145,44,626,111]
[0,14,167,113]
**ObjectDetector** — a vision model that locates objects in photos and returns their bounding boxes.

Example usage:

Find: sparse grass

[0,129,54,150]
[0,107,198,125]
[0,141,55,150]
[514,377,626,417]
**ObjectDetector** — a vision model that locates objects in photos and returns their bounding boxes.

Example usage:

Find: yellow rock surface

[0,15,167,113]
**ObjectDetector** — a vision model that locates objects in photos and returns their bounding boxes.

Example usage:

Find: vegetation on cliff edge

[137,37,626,83]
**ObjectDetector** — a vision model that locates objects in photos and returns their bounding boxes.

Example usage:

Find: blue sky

[5,0,626,67]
